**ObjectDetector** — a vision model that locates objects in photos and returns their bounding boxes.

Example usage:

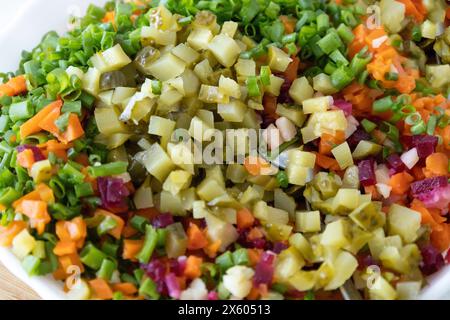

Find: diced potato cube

[274,188,296,217]
[30,160,52,183]
[352,141,382,160]
[276,117,297,141]
[332,188,361,215]
[218,100,247,122]
[240,185,265,204]
[276,104,306,127]
[197,178,227,202]
[320,219,351,248]
[288,270,316,291]
[90,44,131,73]
[387,204,421,243]
[112,87,137,105]
[219,76,241,99]
[268,46,293,72]
[349,202,386,231]
[205,213,239,251]
[187,28,213,50]
[198,85,229,104]
[369,276,397,300]
[275,247,305,281]
[141,26,176,46]
[148,116,176,147]
[159,191,187,216]
[331,142,354,170]
[379,246,409,274]
[189,116,214,141]
[288,150,316,168]
[163,170,192,196]
[313,73,338,95]
[289,77,314,105]
[309,110,348,135]
[179,69,200,97]
[264,75,285,96]
[134,181,153,209]
[324,251,358,290]
[167,142,195,174]
[289,233,314,262]
[302,96,332,114]
[300,125,320,144]
[208,34,241,67]
[171,43,200,65]
[235,59,256,77]
[141,143,176,182]
[12,229,36,260]
[296,211,321,233]
[287,165,314,186]
[221,21,238,38]
[82,68,101,96]
[193,59,213,84]
[396,281,422,300]
[193,201,209,219]
[95,107,127,135]
[147,54,186,81]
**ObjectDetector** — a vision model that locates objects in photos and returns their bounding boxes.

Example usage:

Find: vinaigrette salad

[0,0,449,300]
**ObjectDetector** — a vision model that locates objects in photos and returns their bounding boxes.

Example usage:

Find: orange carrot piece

[38,106,61,136]
[0,75,27,97]
[53,241,77,256]
[280,16,296,34]
[184,256,203,279]
[0,221,27,246]
[89,278,114,300]
[282,56,300,83]
[17,149,35,169]
[424,153,449,177]
[204,240,221,258]
[112,283,138,296]
[36,183,55,203]
[244,156,272,176]
[122,240,144,261]
[397,0,426,22]
[102,11,116,23]
[389,172,414,195]
[247,248,262,267]
[236,208,255,229]
[94,209,125,239]
[315,153,341,171]
[61,114,85,142]
[319,131,345,155]
[430,224,450,252]
[187,223,208,250]
[20,100,63,138]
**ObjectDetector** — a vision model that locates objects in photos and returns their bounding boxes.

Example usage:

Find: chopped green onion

[9,100,33,122]
[285,42,297,55]
[276,171,289,188]
[385,72,399,81]
[101,242,119,257]
[55,112,71,132]
[246,76,261,97]
[0,187,21,206]
[151,80,162,95]
[74,182,94,198]
[0,115,10,133]
[373,96,394,113]
[259,66,271,86]
[330,50,349,66]
[96,258,116,281]
[62,101,82,115]
[426,115,437,135]
[139,278,160,300]
[281,33,297,44]
[317,13,330,33]
[113,291,124,300]
[216,251,234,272]
[337,23,354,43]
[361,119,377,133]
[405,113,422,126]
[80,243,108,270]
[97,216,118,236]
[232,248,249,266]
[136,224,158,264]
[317,32,343,54]
[22,255,41,276]
[88,161,128,177]
[331,66,353,90]
[411,26,422,42]
[130,215,149,233]
[411,121,426,135]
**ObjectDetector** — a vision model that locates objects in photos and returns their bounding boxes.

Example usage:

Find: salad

[0,0,449,300]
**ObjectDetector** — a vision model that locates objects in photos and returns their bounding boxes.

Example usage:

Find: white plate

[0,0,449,300]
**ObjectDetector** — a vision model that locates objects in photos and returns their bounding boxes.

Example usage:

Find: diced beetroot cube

[386,154,406,174]
[358,159,376,187]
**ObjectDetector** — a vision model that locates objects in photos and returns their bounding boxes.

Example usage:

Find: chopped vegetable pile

[0,0,449,300]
